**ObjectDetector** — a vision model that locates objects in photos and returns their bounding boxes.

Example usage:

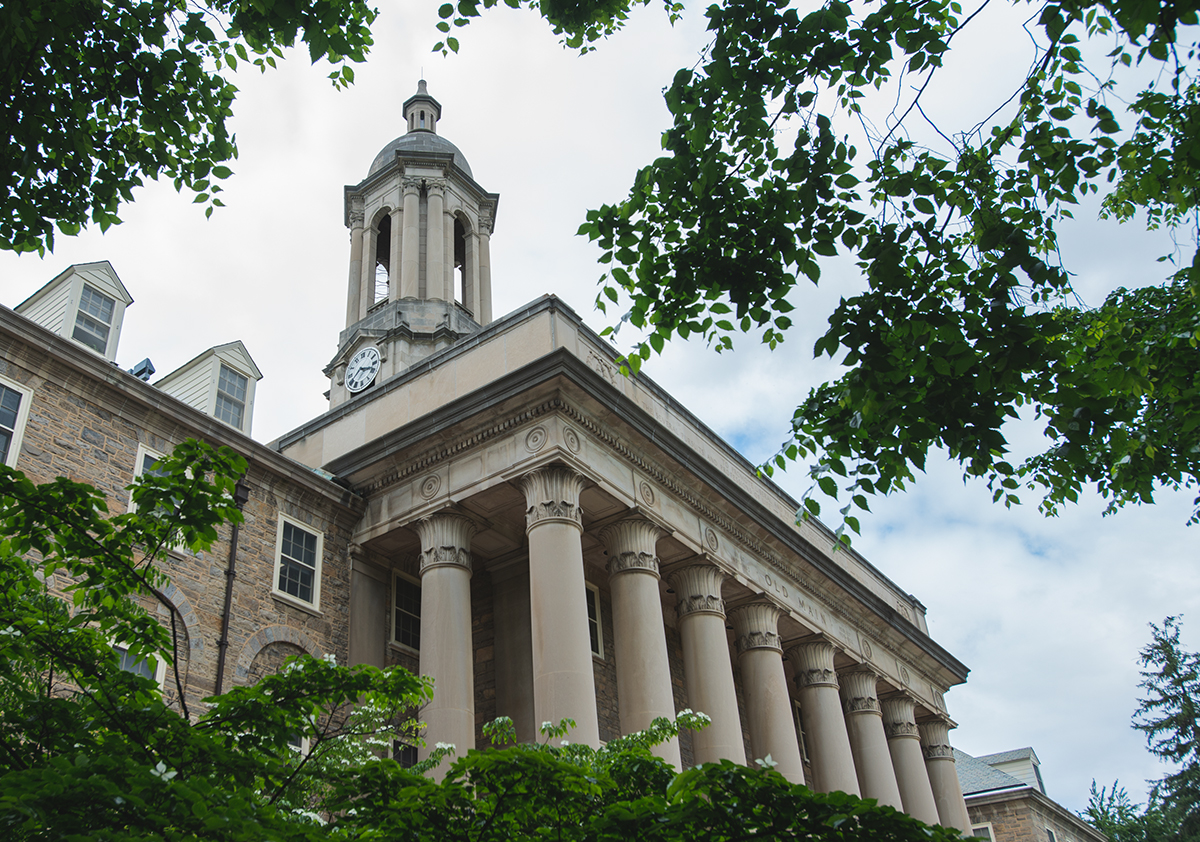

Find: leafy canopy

[443,0,1200,535]
[0,0,377,254]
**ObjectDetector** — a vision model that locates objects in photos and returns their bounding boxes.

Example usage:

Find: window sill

[272,591,323,617]
[388,641,420,658]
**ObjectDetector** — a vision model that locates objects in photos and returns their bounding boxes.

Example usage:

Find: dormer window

[215,364,248,429]
[73,285,116,353]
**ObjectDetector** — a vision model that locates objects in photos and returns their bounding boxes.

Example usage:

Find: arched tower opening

[374,212,392,306]
[454,217,467,308]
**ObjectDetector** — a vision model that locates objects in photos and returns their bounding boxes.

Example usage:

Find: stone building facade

[2,80,978,831]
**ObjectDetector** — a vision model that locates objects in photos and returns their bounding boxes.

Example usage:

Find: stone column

[920,718,972,831]
[519,466,600,747]
[400,178,421,299]
[667,564,745,765]
[787,640,859,794]
[477,214,493,325]
[388,206,403,301]
[414,513,477,773]
[345,206,365,327]
[360,217,377,313]
[881,695,941,824]
[425,180,446,300]
[444,210,456,302]
[728,602,805,783]
[598,518,680,767]
[839,668,903,808]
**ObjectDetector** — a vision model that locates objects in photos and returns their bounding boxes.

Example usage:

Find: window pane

[216,365,248,428]
[0,385,21,464]
[394,577,421,649]
[278,522,318,603]
[585,586,600,656]
[113,645,155,681]
[219,365,248,401]
[79,286,115,322]
[73,313,110,352]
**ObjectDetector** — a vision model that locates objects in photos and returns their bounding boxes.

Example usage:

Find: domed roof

[368,132,473,179]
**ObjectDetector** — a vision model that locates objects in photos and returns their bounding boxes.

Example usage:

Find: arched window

[453,217,468,309]
[373,213,392,305]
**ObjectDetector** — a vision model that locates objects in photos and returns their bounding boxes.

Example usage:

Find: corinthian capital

[787,640,839,689]
[880,695,921,739]
[918,719,956,760]
[401,176,422,196]
[426,178,447,197]
[667,564,726,618]
[839,668,882,715]
[729,602,784,653]
[414,512,477,576]
[518,465,585,531]
[598,518,664,578]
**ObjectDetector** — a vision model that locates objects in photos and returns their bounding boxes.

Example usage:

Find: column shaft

[443,210,455,302]
[520,466,600,747]
[400,180,421,299]
[599,519,679,767]
[669,564,745,765]
[788,641,860,795]
[415,514,477,775]
[881,696,941,824]
[840,669,903,808]
[729,602,804,783]
[360,220,377,313]
[920,720,972,831]
[345,212,364,327]
[477,228,492,324]
[388,207,403,301]
[426,182,446,299]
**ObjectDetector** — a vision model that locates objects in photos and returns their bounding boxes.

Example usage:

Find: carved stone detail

[704,527,719,551]
[918,719,956,760]
[839,668,882,715]
[564,426,581,453]
[667,564,726,618]
[524,426,547,452]
[414,512,477,576]
[787,640,840,689]
[419,474,441,499]
[587,351,618,386]
[400,176,422,195]
[599,519,663,578]
[519,465,585,531]
[880,695,921,739]
[639,480,655,506]
[729,602,784,654]
[425,178,447,197]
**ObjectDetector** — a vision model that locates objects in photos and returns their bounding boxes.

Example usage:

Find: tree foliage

[1135,617,1200,841]
[511,0,1200,534]
[1083,781,1187,842]
[0,0,377,254]
[0,443,959,840]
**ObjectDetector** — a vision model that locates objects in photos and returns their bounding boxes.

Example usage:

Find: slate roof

[369,132,473,178]
[975,747,1039,766]
[955,748,1029,796]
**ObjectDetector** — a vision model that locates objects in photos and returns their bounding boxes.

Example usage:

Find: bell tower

[327,80,500,408]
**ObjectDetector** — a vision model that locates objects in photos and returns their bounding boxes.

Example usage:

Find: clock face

[345,346,381,394]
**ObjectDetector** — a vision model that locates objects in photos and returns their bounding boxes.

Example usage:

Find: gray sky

[2,0,1196,814]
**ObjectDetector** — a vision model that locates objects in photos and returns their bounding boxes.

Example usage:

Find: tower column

[728,602,805,783]
[477,213,493,325]
[345,205,365,327]
[597,518,680,767]
[880,695,941,824]
[400,178,421,299]
[519,466,600,747]
[388,206,403,301]
[414,512,477,775]
[839,668,903,808]
[920,719,972,831]
[426,180,446,300]
[360,217,377,314]
[443,209,456,302]
[787,640,859,794]
[667,563,745,765]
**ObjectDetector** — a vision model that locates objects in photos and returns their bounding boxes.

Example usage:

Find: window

[273,516,323,608]
[972,825,995,842]
[585,582,603,658]
[392,740,418,768]
[0,379,32,468]
[112,643,165,685]
[1046,830,1057,842]
[793,701,811,763]
[393,573,421,650]
[73,285,116,354]
[128,444,168,516]
[215,364,248,429]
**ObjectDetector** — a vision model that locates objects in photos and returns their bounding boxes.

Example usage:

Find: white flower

[149,760,177,782]
[323,653,337,665]
[755,754,777,769]
[435,742,456,753]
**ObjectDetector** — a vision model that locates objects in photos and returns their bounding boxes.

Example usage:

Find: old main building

[2,82,974,830]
